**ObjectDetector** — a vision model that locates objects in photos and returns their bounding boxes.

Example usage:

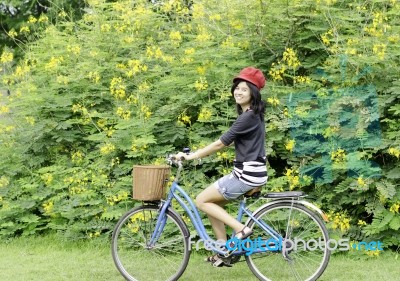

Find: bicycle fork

[147,201,170,248]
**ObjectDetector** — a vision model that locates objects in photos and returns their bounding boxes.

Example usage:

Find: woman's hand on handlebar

[174,152,193,161]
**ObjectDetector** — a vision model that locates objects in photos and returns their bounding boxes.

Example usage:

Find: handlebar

[167,148,198,182]
[167,155,184,182]
[167,155,185,165]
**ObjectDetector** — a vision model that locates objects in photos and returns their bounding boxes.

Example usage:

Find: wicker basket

[132,165,171,201]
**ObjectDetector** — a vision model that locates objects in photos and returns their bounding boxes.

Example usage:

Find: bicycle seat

[264,191,306,198]
[244,187,262,198]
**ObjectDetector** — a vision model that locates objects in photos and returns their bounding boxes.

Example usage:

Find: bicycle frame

[149,167,285,256]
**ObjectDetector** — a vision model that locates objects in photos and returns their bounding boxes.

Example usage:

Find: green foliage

[1,0,399,250]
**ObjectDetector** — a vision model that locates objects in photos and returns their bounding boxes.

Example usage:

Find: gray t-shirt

[220,110,267,186]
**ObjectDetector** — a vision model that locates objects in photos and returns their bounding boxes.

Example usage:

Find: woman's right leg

[196,183,250,236]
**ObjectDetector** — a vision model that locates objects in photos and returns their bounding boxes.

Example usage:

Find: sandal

[225,227,253,257]
[204,254,219,263]
[205,254,233,267]
[235,226,253,240]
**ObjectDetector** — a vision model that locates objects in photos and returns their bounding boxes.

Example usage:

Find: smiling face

[233,81,252,111]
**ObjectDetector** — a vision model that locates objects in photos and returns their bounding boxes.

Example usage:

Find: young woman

[175,67,268,265]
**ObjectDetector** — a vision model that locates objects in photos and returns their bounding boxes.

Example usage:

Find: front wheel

[111,205,190,281]
[246,202,330,281]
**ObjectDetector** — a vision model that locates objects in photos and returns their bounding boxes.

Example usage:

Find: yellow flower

[28,16,37,24]
[294,75,311,84]
[389,203,400,214]
[184,48,195,55]
[25,116,35,125]
[268,63,286,81]
[100,143,116,155]
[146,46,163,59]
[196,27,212,42]
[209,14,222,21]
[388,147,400,158]
[192,3,205,20]
[116,107,131,120]
[101,24,111,32]
[87,71,100,84]
[125,60,147,77]
[216,151,229,161]
[283,48,300,69]
[221,36,235,48]
[330,211,351,232]
[8,29,17,38]
[0,176,10,188]
[67,44,81,55]
[331,149,346,163]
[321,29,333,46]
[57,75,69,85]
[178,113,191,125]
[194,77,208,91]
[197,66,207,76]
[0,105,10,114]
[285,139,295,152]
[229,19,243,30]
[58,10,67,18]
[366,249,381,257]
[357,176,367,187]
[284,168,302,190]
[323,126,339,138]
[198,108,212,121]
[13,64,30,78]
[41,173,53,186]
[358,220,367,226]
[141,105,152,119]
[1,50,13,64]
[126,95,138,104]
[38,14,49,23]
[169,31,182,42]
[42,201,54,215]
[110,77,126,99]
[267,97,280,106]
[45,56,64,70]
[138,81,150,92]
[20,26,30,33]
[372,43,386,60]
[71,151,84,164]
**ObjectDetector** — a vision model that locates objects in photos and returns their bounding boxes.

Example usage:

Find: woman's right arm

[176,139,226,161]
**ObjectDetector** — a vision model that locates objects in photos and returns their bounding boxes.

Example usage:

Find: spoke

[287,261,303,281]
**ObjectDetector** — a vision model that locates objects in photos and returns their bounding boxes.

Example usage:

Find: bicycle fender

[246,199,329,226]
[298,200,329,222]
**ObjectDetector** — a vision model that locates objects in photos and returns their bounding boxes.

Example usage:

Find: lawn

[0,235,398,281]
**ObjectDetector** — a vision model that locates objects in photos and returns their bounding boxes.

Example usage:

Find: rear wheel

[111,205,190,281]
[246,202,330,281]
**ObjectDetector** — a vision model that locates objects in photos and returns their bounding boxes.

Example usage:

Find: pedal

[224,250,234,258]
[212,258,224,267]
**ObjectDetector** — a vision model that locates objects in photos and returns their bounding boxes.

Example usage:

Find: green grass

[0,235,398,281]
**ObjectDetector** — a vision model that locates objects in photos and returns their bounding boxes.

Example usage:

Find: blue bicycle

[111,157,330,281]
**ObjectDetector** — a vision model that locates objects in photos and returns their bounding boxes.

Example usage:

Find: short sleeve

[220,111,259,146]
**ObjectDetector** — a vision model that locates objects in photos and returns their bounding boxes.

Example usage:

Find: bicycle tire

[245,202,330,281]
[111,205,191,281]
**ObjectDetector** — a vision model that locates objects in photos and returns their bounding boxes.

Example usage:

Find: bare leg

[207,202,228,241]
[196,183,251,239]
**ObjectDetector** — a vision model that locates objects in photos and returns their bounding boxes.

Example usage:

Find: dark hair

[230,80,266,120]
